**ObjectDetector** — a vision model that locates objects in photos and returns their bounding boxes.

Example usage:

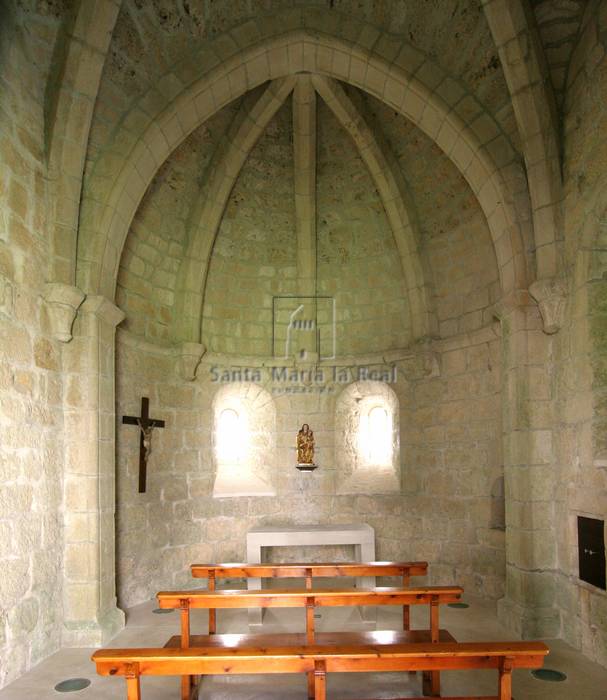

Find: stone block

[7,597,39,638]
[441,349,467,375]
[0,558,30,608]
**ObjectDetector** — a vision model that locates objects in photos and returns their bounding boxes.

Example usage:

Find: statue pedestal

[296,462,318,472]
[246,523,376,627]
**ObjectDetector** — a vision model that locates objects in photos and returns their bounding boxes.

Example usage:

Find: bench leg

[421,670,440,697]
[126,677,141,700]
[181,674,191,700]
[314,660,326,700]
[499,657,514,700]
[307,670,315,699]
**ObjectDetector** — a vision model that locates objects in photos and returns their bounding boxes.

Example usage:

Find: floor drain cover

[448,602,470,609]
[54,678,91,692]
[531,669,567,682]
[152,608,174,614]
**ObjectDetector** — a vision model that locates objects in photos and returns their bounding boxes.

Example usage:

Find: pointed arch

[76,27,528,303]
[47,0,120,286]
[483,0,562,281]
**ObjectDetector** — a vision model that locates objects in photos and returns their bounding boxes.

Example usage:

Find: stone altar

[246,523,376,627]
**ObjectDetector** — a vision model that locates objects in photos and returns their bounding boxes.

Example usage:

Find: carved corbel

[396,340,440,380]
[43,283,86,342]
[529,278,567,335]
[175,341,206,381]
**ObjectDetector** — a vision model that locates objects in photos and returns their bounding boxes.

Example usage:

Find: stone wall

[404,326,505,599]
[116,100,241,344]
[554,0,607,668]
[0,1,67,687]
[363,93,501,339]
[115,326,504,608]
[202,100,298,356]
[316,98,412,354]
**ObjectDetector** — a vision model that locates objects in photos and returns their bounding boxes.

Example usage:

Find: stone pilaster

[496,296,561,638]
[62,295,125,645]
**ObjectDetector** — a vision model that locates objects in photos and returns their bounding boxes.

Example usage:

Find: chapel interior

[1,0,607,698]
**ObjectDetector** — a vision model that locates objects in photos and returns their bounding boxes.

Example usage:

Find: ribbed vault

[170,74,433,352]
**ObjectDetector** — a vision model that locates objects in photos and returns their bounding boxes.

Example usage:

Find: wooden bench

[92,639,550,700]
[157,585,462,698]
[190,561,428,632]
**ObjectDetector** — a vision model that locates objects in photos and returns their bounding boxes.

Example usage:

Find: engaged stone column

[496,296,561,638]
[62,295,125,645]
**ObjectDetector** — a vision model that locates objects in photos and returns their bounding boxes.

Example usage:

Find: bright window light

[217,408,248,464]
[359,404,392,467]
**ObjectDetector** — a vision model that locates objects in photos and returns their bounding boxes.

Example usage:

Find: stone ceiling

[116,75,498,355]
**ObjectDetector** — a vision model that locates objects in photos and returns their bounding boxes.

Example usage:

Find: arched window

[212,383,275,498]
[359,405,392,467]
[335,380,400,494]
[216,408,248,465]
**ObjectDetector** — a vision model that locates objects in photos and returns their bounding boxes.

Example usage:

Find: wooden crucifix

[122,397,165,493]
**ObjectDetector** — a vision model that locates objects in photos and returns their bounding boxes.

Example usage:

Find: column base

[497,596,561,639]
[62,605,125,647]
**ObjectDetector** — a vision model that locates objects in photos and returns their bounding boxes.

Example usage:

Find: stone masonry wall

[0,1,67,688]
[403,326,505,599]
[364,93,502,339]
[116,326,504,608]
[116,99,242,344]
[316,98,412,354]
[555,1,607,668]
[202,100,297,357]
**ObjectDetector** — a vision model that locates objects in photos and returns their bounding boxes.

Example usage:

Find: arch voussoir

[482,0,562,282]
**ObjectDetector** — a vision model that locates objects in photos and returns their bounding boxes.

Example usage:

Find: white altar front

[246,523,376,627]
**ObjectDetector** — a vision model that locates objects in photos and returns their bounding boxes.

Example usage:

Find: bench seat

[92,640,550,700]
[191,561,428,580]
[163,628,457,649]
[191,561,428,633]
[158,585,462,698]
[157,585,463,610]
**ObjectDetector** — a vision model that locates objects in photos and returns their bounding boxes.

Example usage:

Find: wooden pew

[92,639,550,700]
[190,561,429,633]
[157,585,462,698]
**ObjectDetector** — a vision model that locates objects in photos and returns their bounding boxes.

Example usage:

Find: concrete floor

[1,592,606,699]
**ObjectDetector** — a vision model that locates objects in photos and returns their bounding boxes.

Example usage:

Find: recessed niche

[577,516,606,590]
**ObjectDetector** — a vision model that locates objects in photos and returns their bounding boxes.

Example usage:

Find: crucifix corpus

[122,397,165,493]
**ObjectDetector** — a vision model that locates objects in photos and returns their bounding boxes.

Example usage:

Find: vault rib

[312,75,436,341]
[172,77,296,343]
[293,75,317,298]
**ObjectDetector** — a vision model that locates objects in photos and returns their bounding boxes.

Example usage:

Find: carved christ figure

[137,418,154,462]
[297,423,315,465]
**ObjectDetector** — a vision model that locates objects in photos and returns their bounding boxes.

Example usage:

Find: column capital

[529,277,567,334]
[43,282,86,342]
[174,341,206,381]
